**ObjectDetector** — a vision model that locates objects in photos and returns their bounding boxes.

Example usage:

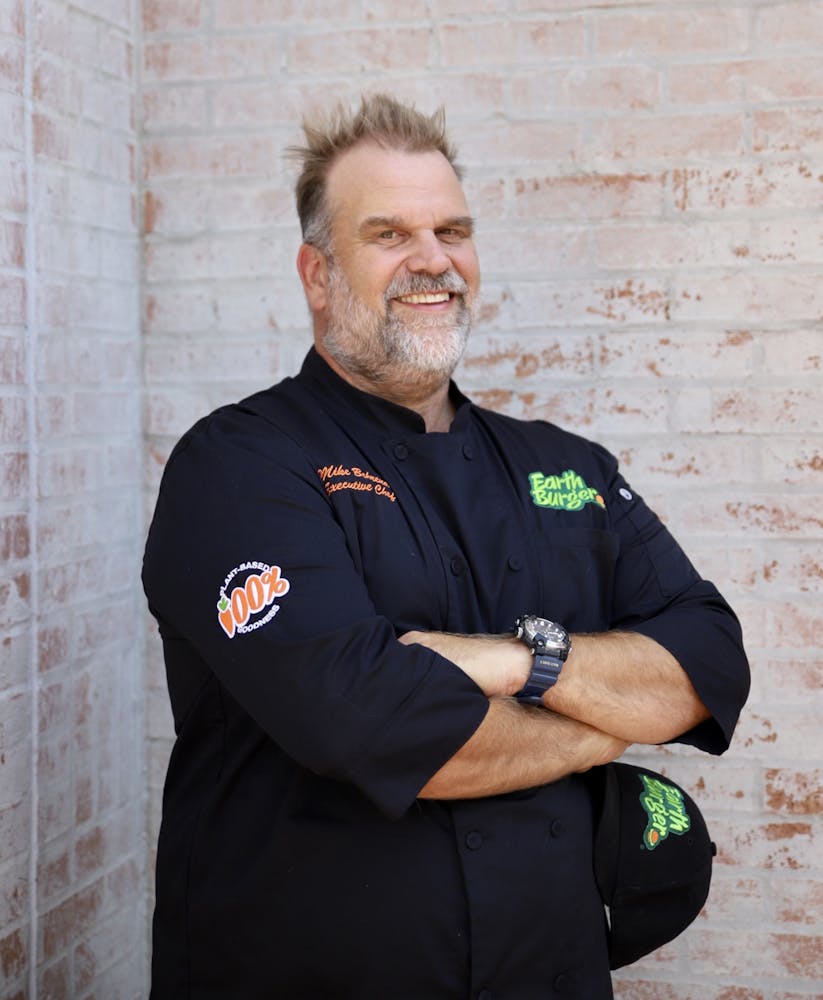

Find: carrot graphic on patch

[217,596,236,638]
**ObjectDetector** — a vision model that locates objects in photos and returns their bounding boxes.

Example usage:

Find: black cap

[591,762,716,969]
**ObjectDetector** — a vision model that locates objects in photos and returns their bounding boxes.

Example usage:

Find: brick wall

[0,0,145,996]
[140,2,822,996]
[141,3,823,996]
[2,0,816,996]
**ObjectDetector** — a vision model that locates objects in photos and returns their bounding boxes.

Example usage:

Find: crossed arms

[399,629,710,799]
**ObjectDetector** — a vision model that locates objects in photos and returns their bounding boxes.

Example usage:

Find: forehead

[325,143,470,230]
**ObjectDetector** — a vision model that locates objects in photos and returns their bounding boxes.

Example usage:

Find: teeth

[396,292,451,304]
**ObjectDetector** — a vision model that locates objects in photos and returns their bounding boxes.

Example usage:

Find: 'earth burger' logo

[528,469,605,512]
[217,561,290,639]
[638,772,691,851]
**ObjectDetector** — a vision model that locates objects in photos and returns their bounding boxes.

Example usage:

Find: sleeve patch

[216,561,291,639]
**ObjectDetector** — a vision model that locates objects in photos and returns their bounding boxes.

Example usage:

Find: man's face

[317,143,481,388]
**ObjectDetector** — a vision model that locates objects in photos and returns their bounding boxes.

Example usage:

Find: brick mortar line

[22,0,40,992]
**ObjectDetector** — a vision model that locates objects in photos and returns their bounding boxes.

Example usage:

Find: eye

[437,228,467,243]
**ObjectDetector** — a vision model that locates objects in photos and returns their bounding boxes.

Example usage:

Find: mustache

[385,270,470,300]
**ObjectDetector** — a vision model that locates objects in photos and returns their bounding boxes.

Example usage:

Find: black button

[507,555,523,571]
[553,972,570,993]
[393,443,408,460]
[462,443,474,460]
[465,830,483,850]
[550,819,565,838]
[450,557,464,577]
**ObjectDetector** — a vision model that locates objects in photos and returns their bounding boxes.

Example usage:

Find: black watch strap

[516,653,565,704]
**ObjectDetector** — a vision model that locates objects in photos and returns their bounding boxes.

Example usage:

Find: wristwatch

[513,614,571,704]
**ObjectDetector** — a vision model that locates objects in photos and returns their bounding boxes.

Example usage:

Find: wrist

[512,614,572,705]
[458,634,531,698]
[503,637,533,698]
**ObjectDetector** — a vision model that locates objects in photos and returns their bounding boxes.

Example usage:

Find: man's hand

[399,630,531,698]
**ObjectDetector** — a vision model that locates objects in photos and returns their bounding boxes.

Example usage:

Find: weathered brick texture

[3,0,821,995]
[140,1,823,995]
[2,0,144,996]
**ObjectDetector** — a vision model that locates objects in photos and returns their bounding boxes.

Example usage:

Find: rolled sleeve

[596,446,750,753]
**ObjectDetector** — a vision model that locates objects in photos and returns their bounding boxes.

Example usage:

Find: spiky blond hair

[290,93,462,252]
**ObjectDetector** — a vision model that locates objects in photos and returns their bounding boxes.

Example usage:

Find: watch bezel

[514,614,571,659]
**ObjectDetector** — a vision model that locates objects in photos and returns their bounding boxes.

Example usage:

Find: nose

[406,231,451,275]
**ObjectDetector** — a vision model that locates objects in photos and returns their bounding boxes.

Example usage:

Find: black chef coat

[143,348,749,1000]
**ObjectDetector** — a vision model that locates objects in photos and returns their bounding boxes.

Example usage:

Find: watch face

[519,615,569,655]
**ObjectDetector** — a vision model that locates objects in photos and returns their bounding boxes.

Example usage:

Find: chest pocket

[535,526,620,632]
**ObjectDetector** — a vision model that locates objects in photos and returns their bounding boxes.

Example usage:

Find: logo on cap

[638,773,692,850]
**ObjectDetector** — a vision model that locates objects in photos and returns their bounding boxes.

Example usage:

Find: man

[143,94,749,999]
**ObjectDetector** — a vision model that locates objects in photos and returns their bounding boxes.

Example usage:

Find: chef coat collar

[298,348,473,437]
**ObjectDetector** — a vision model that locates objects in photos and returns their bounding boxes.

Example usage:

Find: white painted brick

[6,0,822,996]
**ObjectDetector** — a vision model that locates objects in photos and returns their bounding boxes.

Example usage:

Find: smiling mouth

[394,292,453,305]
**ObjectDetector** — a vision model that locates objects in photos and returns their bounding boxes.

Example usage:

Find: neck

[406,384,455,433]
[316,343,456,433]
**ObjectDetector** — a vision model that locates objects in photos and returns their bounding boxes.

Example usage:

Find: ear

[296,243,330,314]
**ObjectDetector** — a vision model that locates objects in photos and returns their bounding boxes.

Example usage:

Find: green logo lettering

[639,773,692,850]
[528,469,606,512]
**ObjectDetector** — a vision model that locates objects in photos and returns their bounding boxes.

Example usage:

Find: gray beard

[322,264,474,389]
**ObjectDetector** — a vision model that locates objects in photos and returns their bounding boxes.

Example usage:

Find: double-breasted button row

[390,441,474,461]
[449,554,522,576]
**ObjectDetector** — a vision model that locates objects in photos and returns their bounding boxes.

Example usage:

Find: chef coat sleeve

[592,443,750,755]
[142,407,489,819]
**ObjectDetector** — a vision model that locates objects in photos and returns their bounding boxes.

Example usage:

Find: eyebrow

[357,215,475,237]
